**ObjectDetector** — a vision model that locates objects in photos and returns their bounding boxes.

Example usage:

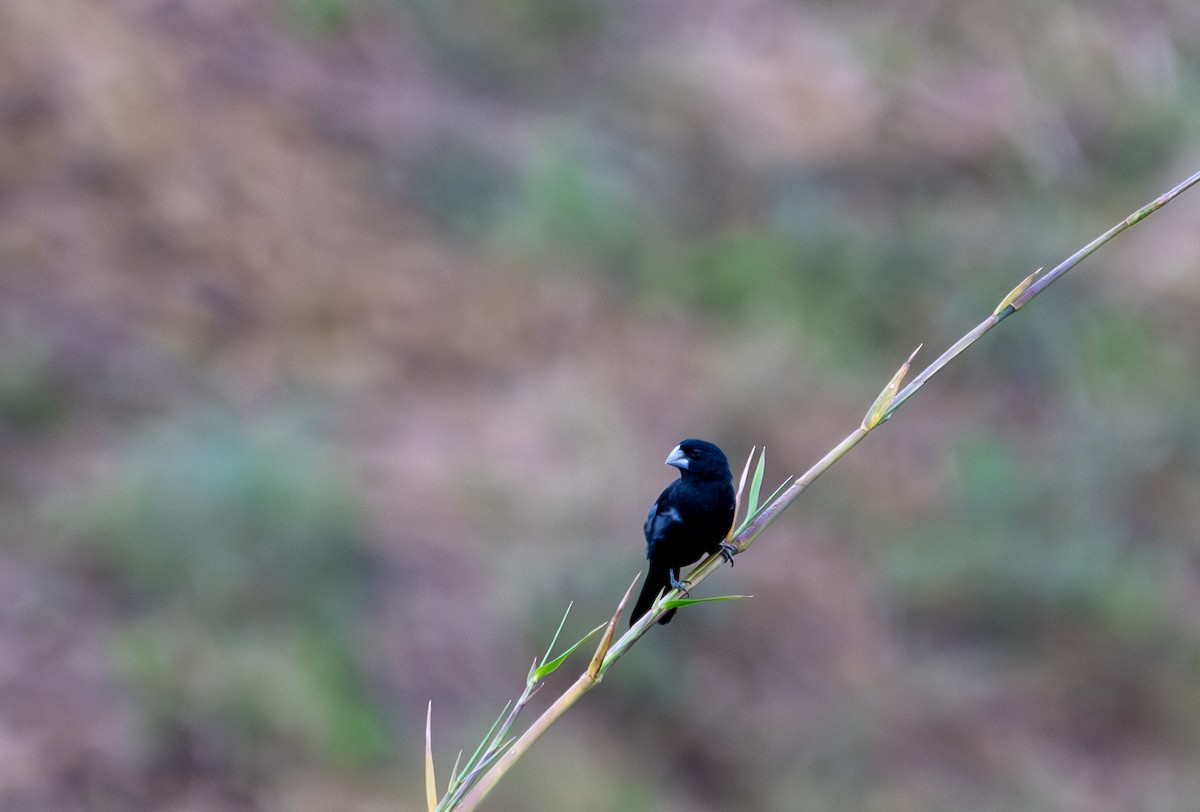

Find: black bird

[631,439,737,626]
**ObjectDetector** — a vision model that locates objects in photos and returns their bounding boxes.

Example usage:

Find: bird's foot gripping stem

[668,569,691,597]
[718,541,737,566]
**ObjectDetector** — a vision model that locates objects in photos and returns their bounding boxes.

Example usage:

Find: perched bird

[631,439,736,626]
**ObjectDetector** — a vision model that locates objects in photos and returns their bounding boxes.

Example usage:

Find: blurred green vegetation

[0,327,70,433]
[400,0,610,91]
[83,418,389,770]
[287,0,352,34]
[886,434,1170,643]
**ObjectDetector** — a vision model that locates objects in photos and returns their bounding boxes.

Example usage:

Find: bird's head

[665,439,730,479]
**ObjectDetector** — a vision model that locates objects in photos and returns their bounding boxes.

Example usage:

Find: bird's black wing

[643,482,684,559]
[633,483,687,625]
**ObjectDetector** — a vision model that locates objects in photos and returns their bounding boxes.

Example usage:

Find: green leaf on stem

[734,472,792,534]
[660,594,753,611]
[732,446,756,532]
[475,736,517,772]
[538,602,573,674]
[533,623,605,680]
[733,476,794,538]
[448,750,463,796]
[454,701,512,787]
[748,449,766,515]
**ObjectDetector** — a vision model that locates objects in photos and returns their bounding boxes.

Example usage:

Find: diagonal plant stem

[453,577,638,811]
[438,169,1200,811]
[883,168,1200,418]
[676,168,1200,593]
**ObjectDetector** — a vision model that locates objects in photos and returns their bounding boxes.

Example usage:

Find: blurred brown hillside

[2,1,1200,810]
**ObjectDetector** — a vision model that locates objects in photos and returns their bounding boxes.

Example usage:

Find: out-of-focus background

[2,0,1199,810]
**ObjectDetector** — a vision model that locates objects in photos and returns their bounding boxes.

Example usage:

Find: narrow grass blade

[748,449,766,516]
[425,702,437,812]
[734,475,794,537]
[539,602,573,670]
[732,446,756,532]
[448,750,463,796]
[660,594,752,611]
[534,623,605,680]
[475,736,518,771]
[457,701,512,781]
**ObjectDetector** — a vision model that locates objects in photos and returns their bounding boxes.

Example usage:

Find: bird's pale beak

[665,445,689,470]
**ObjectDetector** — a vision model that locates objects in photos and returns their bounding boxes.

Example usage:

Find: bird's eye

[687,448,699,458]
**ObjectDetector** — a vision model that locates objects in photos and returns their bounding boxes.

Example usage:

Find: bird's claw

[718,541,737,566]
[668,570,691,597]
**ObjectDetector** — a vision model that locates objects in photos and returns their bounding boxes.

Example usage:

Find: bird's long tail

[630,559,677,627]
